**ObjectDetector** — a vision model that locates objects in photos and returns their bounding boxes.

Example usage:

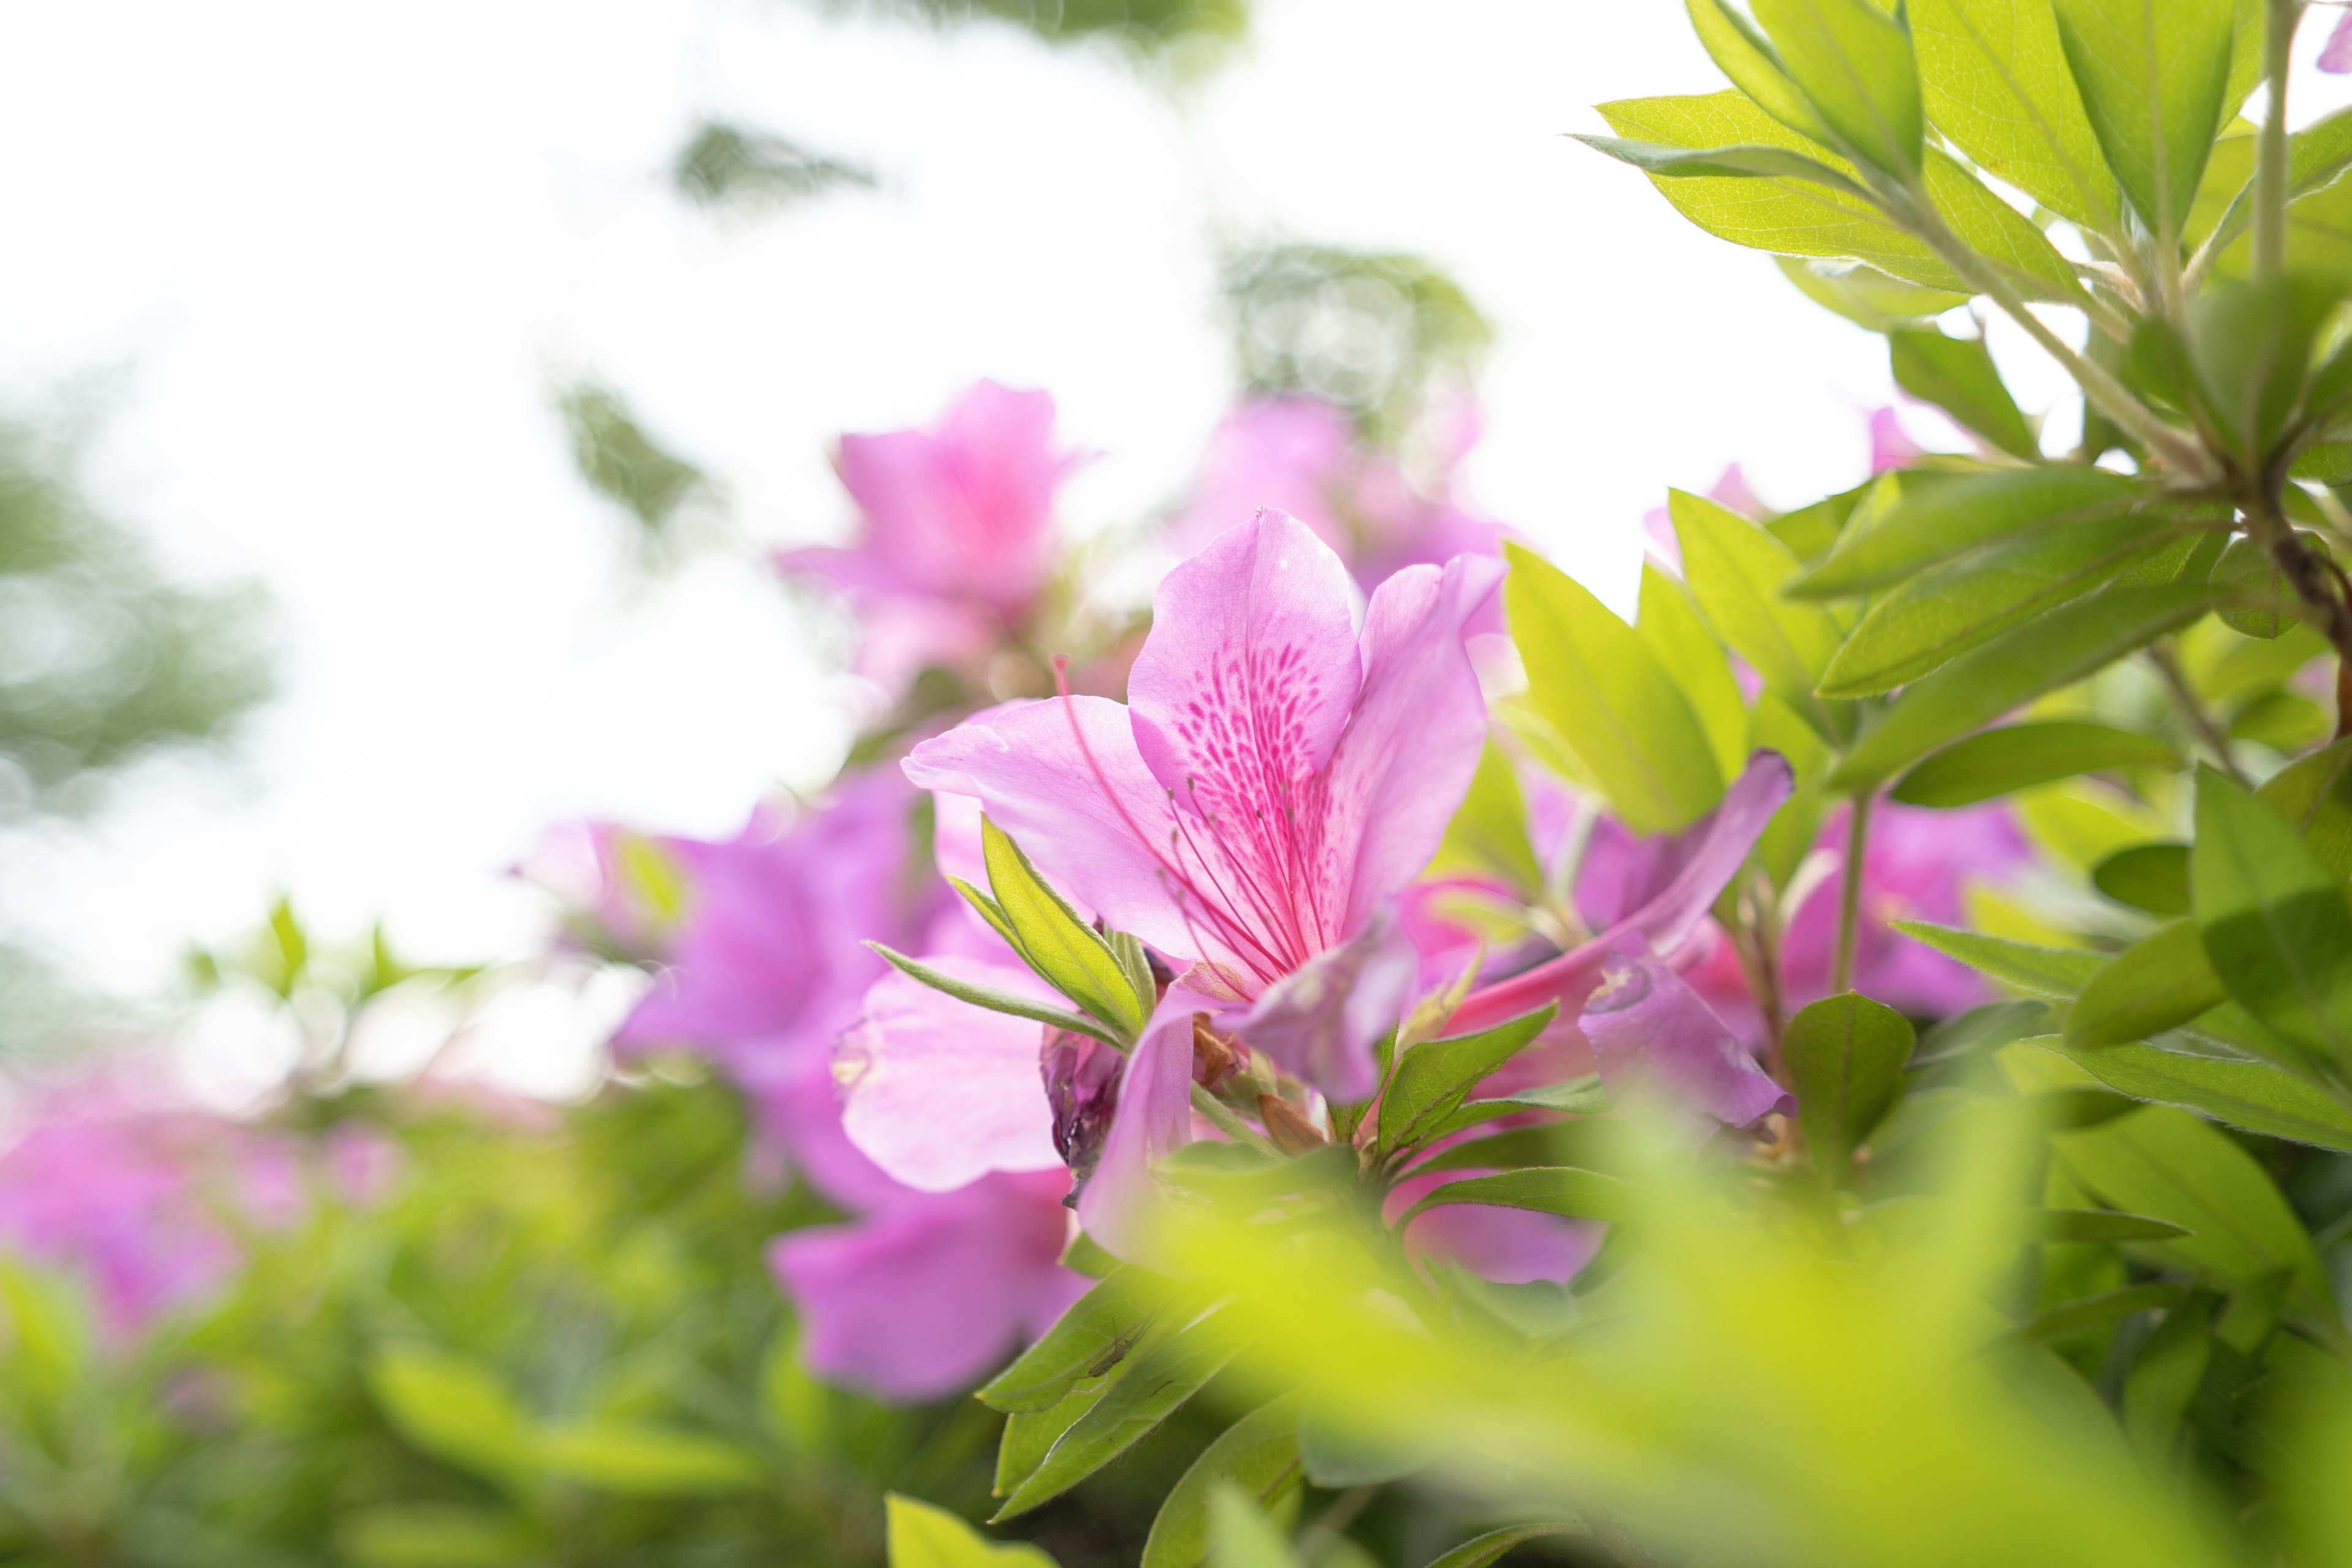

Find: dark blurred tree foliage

[674,121,876,211]
[0,420,269,816]
[1219,243,1494,444]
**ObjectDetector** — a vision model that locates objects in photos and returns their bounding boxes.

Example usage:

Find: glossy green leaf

[1638,563,1751,784]
[1378,1005,1559,1152]
[1907,0,2119,228]
[1776,255,1969,329]
[2052,1105,2330,1314]
[2065,918,2225,1049]
[1923,146,2089,300]
[1672,489,1848,729]
[993,1312,1240,1521]
[368,1345,530,1485]
[2256,737,2352,879]
[529,1419,763,1496]
[1828,581,2220,786]
[2043,1035,2352,1152]
[1687,0,1836,141]
[1785,990,1915,1182]
[2193,768,2352,1071]
[979,1267,1174,1414]
[2026,1208,2190,1243]
[1889,330,2036,458]
[1894,920,2103,998]
[1430,742,1544,899]
[995,1385,1107,1500]
[1418,1525,1592,1568]
[2052,0,2232,240]
[1396,1167,1640,1229]
[888,1494,1060,1568]
[868,943,1121,1047]
[1893,720,2176,807]
[1574,134,1871,194]
[1751,0,1926,175]
[1791,466,2143,599]
[1505,542,1724,833]
[2092,842,2191,914]
[982,816,1148,1039]
[1819,511,2182,696]
[1141,1393,1306,1568]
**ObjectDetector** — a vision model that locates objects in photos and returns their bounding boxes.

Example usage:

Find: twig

[2145,641,2252,786]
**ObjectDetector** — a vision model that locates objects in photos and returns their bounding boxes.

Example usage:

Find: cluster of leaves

[552,383,722,575]
[812,0,1249,57]
[673,121,876,212]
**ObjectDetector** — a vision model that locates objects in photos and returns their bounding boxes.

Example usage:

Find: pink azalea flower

[1869,406,1926,472]
[767,1168,1086,1403]
[2323,10,2352,72]
[779,380,1078,687]
[1170,396,1506,597]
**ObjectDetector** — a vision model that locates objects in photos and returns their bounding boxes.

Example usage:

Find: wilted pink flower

[767,1169,1085,1403]
[0,1077,243,1336]
[1170,396,1506,596]
[780,380,1077,687]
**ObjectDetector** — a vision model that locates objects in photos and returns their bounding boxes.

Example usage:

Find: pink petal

[1390,1172,1604,1286]
[2323,10,2352,71]
[1166,396,1357,561]
[1579,944,1793,1128]
[1235,903,1418,1101]
[1126,508,1364,952]
[1868,407,1924,473]
[767,1169,1084,1402]
[835,958,1066,1194]
[1322,552,1507,933]
[1075,998,1198,1261]
[903,696,1216,965]
[1451,752,1795,1034]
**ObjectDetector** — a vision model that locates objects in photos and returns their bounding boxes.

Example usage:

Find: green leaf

[888,1494,1060,1568]
[1672,489,1850,732]
[1907,0,2119,228]
[2092,842,2191,914]
[528,1419,764,1496]
[2122,1295,2211,1465]
[1785,990,1916,1182]
[1818,511,2185,696]
[948,876,1023,952]
[1141,1393,1307,1568]
[1922,146,2090,300]
[1487,1076,1615,1116]
[1406,1118,1638,1178]
[868,943,1121,1047]
[1596,92,1959,287]
[2027,1208,2191,1242]
[995,1386,1107,1500]
[2065,918,2226,1049]
[983,817,1148,1040]
[2052,0,2233,241]
[1687,0,1838,141]
[978,1267,1175,1414]
[2193,767,2352,1071]
[1573,134,1872,194]
[1892,720,2176,807]
[2042,1035,2352,1152]
[2256,737,2352,879]
[1790,466,2143,599]
[1418,1525,1593,1568]
[1751,0,1926,175]
[1889,330,2037,458]
[1777,255,1969,329]
[1208,1487,1305,1568]
[1504,542,1724,833]
[2051,1105,2330,1314]
[2187,277,2346,463]
[1430,742,1544,899]
[2020,1281,2189,1340]
[1828,581,2220,786]
[1396,1167,1640,1229]
[993,1312,1241,1521]
[1377,1005,1559,1152]
[368,1345,530,1486]
[1638,564,1752,785]
[1893,920,2103,998]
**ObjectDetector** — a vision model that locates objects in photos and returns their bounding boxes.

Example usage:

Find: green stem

[2255,0,2303,282]
[1190,1082,1278,1155]
[2145,641,2252,787]
[1831,791,1874,996]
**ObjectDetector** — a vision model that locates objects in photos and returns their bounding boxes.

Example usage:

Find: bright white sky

[1,0,2349,1042]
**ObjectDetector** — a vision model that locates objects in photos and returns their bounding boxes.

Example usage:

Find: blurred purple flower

[2323,11,2352,71]
[1170,395,1506,597]
[1869,406,1926,472]
[779,380,1077,687]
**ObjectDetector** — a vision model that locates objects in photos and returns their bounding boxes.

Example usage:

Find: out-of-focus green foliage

[820,0,1248,58]
[0,418,269,814]
[554,383,718,571]
[1220,243,1493,443]
[673,121,876,211]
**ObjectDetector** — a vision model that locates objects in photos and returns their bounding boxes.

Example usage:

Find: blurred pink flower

[0,1077,243,1336]
[1170,395,1506,597]
[2323,11,2352,71]
[1869,406,1926,472]
[779,380,1077,687]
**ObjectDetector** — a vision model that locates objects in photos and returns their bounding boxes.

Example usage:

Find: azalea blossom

[778,380,1077,688]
